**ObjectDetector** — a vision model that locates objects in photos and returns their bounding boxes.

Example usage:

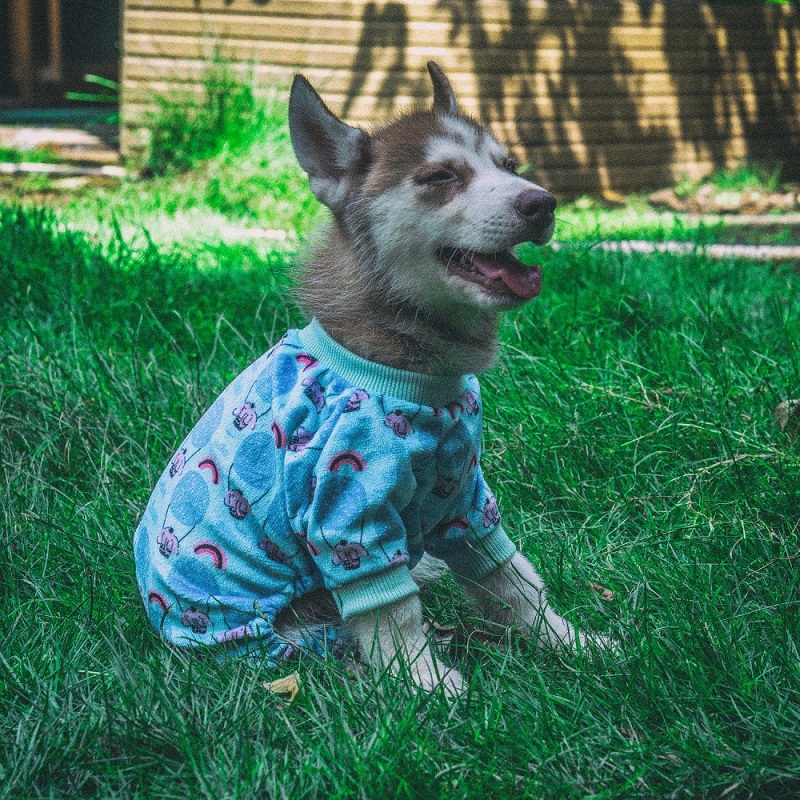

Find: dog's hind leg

[410,552,448,586]
[462,551,586,650]
[347,594,464,697]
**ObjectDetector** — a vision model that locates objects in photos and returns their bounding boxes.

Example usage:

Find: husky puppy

[134,63,591,696]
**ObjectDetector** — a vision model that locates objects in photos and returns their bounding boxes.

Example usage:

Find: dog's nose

[514,189,557,223]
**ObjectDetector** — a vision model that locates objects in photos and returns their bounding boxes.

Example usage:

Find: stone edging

[551,240,800,262]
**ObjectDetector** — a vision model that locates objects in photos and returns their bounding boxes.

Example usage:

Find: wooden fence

[121,0,800,197]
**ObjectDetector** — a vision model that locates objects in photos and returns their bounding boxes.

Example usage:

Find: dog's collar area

[297,318,472,407]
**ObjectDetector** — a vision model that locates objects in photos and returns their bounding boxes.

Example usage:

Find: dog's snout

[514,189,557,223]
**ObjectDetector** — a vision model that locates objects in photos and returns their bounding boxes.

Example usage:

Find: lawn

[2,98,800,799]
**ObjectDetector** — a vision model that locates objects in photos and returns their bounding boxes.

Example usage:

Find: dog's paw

[409,652,464,698]
[441,669,465,698]
[522,612,612,655]
[403,638,464,697]
[523,608,581,651]
[577,630,618,654]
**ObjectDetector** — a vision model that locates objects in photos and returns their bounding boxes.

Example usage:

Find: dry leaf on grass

[264,671,301,702]
[774,399,800,442]
[589,581,615,602]
[423,619,456,644]
[449,625,510,657]
[616,726,643,741]
[424,619,510,655]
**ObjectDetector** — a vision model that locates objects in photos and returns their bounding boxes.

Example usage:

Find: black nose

[514,189,557,222]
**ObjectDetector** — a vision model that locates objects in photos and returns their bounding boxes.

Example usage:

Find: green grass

[0,146,64,164]
[145,61,267,177]
[2,194,800,798]
[2,83,800,796]
[674,161,783,200]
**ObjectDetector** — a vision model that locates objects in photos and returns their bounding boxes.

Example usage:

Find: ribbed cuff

[332,565,420,620]
[441,525,517,583]
[298,318,469,407]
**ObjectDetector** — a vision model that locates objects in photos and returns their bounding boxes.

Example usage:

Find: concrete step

[0,124,120,165]
[552,240,800,263]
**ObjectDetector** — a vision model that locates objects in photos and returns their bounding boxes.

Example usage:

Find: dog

[134,62,592,696]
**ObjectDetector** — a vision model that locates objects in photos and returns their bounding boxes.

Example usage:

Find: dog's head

[289,63,555,313]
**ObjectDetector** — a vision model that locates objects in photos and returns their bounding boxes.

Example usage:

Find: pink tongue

[472,253,542,299]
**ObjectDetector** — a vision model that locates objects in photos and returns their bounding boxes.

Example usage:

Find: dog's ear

[289,75,370,213]
[427,61,458,115]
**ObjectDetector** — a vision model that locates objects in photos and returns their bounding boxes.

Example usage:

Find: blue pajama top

[134,319,517,658]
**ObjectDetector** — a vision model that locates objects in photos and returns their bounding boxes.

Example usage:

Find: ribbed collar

[297,318,471,407]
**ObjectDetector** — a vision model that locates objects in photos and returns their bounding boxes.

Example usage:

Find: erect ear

[427,61,458,115]
[288,74,370,213]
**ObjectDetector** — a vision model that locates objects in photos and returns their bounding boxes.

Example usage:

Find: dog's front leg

[464,551,584,649]
[348,594,464,696]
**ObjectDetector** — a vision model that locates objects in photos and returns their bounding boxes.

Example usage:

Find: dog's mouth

[438,247,542,301]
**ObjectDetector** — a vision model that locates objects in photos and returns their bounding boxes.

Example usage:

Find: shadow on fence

[340,0,800,193]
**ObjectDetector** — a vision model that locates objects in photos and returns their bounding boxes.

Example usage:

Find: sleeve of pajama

[302,403,420,619]
[425,465,517,583]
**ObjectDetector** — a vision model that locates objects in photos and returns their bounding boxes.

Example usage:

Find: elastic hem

[297,318,470,407]
[332,565,420,620]
[440,525,517,582]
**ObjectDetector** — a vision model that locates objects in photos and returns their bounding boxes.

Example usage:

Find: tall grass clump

[674,160,784,200]
[145,59,266,176]
[151,76,321,232]
[142,58,317,230]
[2,193,800,798]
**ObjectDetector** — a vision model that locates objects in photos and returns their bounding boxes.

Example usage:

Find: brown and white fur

[279,63,590,695]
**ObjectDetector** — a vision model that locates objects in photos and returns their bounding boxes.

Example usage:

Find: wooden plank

[118,0,800,195]
[115,58,698,97]
[538,168,800,196]
[124,10,499,46]
[0,126,120,164]
[525,140,752,168]
[0,162,126,178]
[551,241,800,262]
[118,124,800,193]
[47,0,63,81]
[124,33,789,76]
[119,78,800,132]
[9,0,34,100]
[507,157,791,189]
[124,9,748,51]
[111,148,795,196]
[123,0,797,29]
[120,100,788,161]
[123,0,674,26]
[120,56,800,103]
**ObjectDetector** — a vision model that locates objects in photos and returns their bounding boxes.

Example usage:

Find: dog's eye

[416,168,457,185]
[501,157,519,174]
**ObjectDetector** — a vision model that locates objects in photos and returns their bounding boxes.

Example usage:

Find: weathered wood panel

[125,9,727,51]
[120,0,800,197]
[125,33,732,74]
[123,57,752,99]
[125,0,679,26]
[121,89,785,153]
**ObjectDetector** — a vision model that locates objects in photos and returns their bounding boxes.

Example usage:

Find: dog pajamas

[134,319,517,663]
